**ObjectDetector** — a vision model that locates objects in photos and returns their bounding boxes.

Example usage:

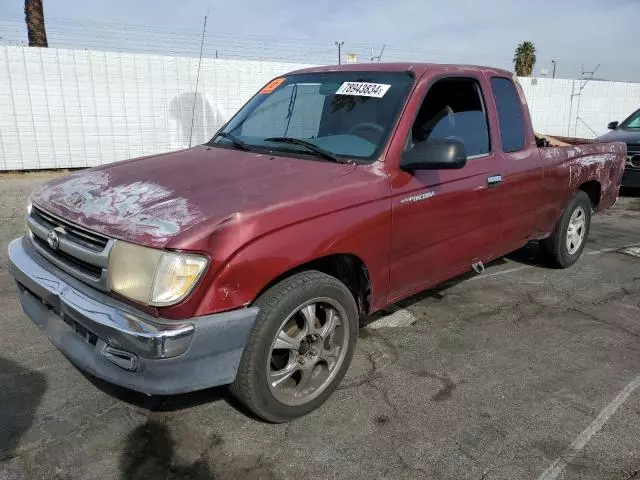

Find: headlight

[108,241,208,306]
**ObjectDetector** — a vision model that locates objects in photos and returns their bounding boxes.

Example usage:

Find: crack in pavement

[337,332,429,477]
[568,307,640,339]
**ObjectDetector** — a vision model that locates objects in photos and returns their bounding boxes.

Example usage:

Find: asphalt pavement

[1,172,639,480]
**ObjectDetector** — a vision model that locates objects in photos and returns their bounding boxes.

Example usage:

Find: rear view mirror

[401,140,467,172]
[319,82,342,96]
[608,121,619,130]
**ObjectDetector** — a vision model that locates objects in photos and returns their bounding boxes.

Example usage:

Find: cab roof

[288,62,514,79]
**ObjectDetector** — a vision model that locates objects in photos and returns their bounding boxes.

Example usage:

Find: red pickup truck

[9,63,626,422]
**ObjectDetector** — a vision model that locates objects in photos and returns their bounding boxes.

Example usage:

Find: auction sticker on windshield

[335,82,391,98]
[260,77,286,94]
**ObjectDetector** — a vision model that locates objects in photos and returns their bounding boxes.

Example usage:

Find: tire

[231,270,358,423]
[540,191,592,268]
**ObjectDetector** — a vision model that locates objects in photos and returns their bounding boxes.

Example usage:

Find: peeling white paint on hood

[31,171,204,246]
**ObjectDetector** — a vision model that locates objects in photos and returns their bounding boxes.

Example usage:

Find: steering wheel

[348,122,385,136]
[347,122,385,144]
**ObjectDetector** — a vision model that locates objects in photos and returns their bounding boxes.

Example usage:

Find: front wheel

[540,190,592,268]
[231,270,358,423]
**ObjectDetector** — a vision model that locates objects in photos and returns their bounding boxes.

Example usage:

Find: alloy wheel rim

[566,206,586,255]
[266,297,349,406]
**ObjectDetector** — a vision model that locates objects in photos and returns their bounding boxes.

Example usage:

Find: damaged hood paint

[31,146,356,248]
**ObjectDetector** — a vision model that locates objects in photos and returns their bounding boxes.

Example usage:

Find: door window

[408,78,490,158]
[490,77,526,152]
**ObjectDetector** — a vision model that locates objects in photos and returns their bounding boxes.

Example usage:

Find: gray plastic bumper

[8,237,258,395]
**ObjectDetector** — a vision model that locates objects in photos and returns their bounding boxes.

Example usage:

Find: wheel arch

[252,253,372,316]
[578,180,602,209]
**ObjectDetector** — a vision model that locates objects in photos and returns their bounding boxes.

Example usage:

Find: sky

[1,0,639,81]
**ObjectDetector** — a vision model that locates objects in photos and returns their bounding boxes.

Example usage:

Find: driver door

[388,75,505,302]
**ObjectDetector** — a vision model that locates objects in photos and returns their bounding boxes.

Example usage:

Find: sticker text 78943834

[335,82,391,98]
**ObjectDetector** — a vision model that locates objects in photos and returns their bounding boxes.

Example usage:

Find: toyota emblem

[47,229,59,250]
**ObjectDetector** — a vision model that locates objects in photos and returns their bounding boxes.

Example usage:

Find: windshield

[209,71,415,163]
[621,109,640,129]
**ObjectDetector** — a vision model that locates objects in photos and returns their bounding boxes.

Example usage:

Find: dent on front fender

[194,203,391,316]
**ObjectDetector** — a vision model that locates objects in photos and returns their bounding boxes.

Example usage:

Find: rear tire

[231,270,358,423]
[540,191,592,268]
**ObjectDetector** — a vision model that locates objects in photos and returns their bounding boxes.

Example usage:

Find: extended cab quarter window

[408,77,490,158]
[491,77,526,152]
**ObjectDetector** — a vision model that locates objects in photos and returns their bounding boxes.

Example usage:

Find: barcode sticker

[335,82,391,98]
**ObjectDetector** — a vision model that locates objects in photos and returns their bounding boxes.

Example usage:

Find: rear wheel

[231,270,358,423]
[540,191,592,268]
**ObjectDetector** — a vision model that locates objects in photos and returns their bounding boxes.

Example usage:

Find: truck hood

[597,128,640,144]
[31,146,356,248]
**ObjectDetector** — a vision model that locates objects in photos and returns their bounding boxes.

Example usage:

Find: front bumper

[622,168,640,189]
[8,237,258,395]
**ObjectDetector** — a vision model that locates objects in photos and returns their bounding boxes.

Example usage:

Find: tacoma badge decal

[400,191,435,205]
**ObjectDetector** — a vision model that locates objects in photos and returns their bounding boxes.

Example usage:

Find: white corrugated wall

[1,45,639,170]
[0,45,313,170]
[518,76,640,139]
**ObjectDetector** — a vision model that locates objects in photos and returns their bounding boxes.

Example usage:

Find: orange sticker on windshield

[260,77,285,94]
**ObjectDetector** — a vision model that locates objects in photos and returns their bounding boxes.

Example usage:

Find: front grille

[32,235,103,278]
[625,144,640,170]
[27,205,112,290]
[31,206,108,251]
[626,145,640,154]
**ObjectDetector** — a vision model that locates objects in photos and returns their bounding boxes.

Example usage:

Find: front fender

[195,199,392,316]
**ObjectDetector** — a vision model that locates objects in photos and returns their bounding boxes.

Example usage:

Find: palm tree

[513,41,536,77]
[24,0,48,47]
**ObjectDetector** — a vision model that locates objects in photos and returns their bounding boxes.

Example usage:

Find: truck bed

[539,140,626,216]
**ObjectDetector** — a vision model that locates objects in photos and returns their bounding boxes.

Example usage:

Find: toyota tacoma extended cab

[9,63,626,422]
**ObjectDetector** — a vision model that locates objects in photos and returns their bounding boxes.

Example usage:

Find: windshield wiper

[264,137,353,164]
[210,131,252,151]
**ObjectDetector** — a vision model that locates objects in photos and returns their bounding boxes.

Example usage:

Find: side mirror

[401,140,467,172]
[607,121,619,130]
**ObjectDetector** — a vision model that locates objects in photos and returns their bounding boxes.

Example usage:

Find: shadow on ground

[504,241,554,268]
[81,371,264,422]
[360,243,551,327]
[0,357,47,459]
[120,421,214,480]
[120,419,276,479]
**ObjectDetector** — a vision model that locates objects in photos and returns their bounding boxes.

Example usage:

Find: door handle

[487,175,503,188]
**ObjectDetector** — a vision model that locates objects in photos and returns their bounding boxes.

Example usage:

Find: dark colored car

[597,108,640,188]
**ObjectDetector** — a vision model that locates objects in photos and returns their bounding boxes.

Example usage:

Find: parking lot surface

[1,172,639,480]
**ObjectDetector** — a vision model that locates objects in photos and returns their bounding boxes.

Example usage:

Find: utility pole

[551,60,556,79]
[334,41,344,65]
[568,63,600,136]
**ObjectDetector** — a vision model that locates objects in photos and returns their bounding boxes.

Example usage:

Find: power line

[0,16,637,81]
[0,17,507,66]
